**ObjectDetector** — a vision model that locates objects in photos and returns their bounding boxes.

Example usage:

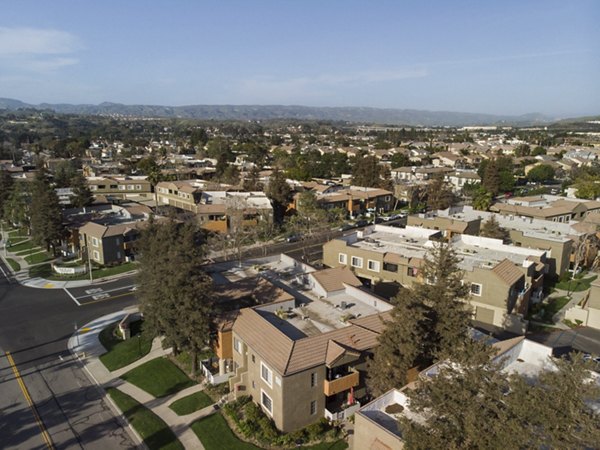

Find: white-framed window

[351,256,363,268]
[91,237,99,247]
[92,250,100,261]
[136,185,142,190]
[261,390,273,415]
[233,338,242,354]
[310,400,317,415]
[90,185,98,191]
[118,185,126,190]
[116,251,121,259]
[338,253,347,264]
[310,372,317,387]
[470,283,482,296]
[367,260,380,272]
[127,185,134,190]
[260,362,273,387]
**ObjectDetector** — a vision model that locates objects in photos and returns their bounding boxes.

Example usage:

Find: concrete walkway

[68,309,218,450]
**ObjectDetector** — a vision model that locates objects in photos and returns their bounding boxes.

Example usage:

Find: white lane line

[63,288,81,306]
[0,265,9,282]
[74,284,136,300]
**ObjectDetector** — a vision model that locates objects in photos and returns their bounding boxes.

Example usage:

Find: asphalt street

[0,258,138,450]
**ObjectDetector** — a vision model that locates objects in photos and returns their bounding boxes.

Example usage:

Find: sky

[1,1,599,117]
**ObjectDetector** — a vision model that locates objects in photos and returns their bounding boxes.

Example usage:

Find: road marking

[63,288,81,306]
[43,283,55,288]
[81,290,135,305]
[76,284,135,300]
[80,327,92,333]
[5,352,55,450]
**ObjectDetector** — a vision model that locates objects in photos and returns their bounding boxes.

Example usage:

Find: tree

[527,164,555,183]
[242,165,263,191]
[480,215,509,242]
[482,159,501,196]
[53,160,78,188]
[531,146,546,156]
[70,173,93,208]
[352,154,382,188]
[136,220,214,375]
[473,188,498,213]
[574,175,600,200]
[401,352,600,449]
[368,243,472,393]
[286,190,331,261]
[3,181,30,231]
[367,288,429,395]
[30,167,63,253]
[390,152,411,168]
[266,167,293,224]
[0,168,14,219]
[479,157,514,194]
[425,176,455,211]
[514,143,531,157]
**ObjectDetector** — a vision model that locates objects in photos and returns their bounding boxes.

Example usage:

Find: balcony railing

[324,368,359,396]
[324,401,361,421]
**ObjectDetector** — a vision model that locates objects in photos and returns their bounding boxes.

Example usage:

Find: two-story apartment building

[323,225,548,334]
[293,185,395,217]
[226,260,393,432]
[156,180,273,233]
[491,195,600,223]
[86,176,152,199]
[78,221,142,265]
[409,206,574,277]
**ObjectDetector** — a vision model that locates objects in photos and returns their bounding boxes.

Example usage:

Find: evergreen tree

[3,181,30,230]
[0,168,14,219]
[136,220,214,375]
[425,176,455,211]
[367,289,429,395]
[352,154,382,188]
[266,167,293,224]
[70,173,93,208]
[480,215,509,242]
[472,187,493,211]
[30,167,63,253]
[482,159,501,195]
[242,165,263,191]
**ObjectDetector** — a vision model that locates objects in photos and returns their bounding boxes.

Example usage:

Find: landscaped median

[99,320,153,371]
[5,258,20,271]
[107,387,183,450]
[121,357,196,398]
[169,391,213,416]
[28,261,137,280]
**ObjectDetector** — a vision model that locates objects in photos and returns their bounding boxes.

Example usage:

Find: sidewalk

[68,309,217,450]
[0,228,137,289]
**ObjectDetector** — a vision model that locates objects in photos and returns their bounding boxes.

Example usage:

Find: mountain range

[0,97,562,127]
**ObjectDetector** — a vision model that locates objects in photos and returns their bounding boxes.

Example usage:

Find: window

[118,185,126,190]
[92,237,99,247]
[338,253,347,264]
[92,250,100,261]
[351,256,363,268]
[407,267,419,277]
[367,260,380,272]
[310,372,317,387]
[470,283,482,296]
[116,251,121,259]
[310,400,317,415]
[261,390,273,415]
[251,354,255,363]
[90,185,98,191]
[110,184,118,189]
[383,262,398,273]
[261,362,273,387]
[233,338,242,354]
[136,185,142,190]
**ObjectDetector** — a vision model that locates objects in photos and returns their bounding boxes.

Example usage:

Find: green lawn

[7,237,27,245]
[191,413,347,450]
[9,239,38,253]
[28,261,137,281]
[542,296,571,321]
[122,357,195,398]
[191,413,260,450]
[5,258,20,271]
[99,320,154,371]
[24,251,53,265]
[555,275,598,292]
[169,391,213,416]
[107,388,183,450]
[7,229,28,238]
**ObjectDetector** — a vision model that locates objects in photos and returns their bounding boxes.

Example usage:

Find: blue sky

[1,1,598,117]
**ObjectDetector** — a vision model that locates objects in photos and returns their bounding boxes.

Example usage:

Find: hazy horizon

[1,1,599,117]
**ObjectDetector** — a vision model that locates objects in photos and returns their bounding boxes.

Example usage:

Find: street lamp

[137,333,141,357]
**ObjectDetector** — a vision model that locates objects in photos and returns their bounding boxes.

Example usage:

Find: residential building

[491,195,600,223]
[323,225,548,333]
[86,175,152,199]
[156,180,273,233]
[565,279,600,329]
[78,221,142,265]
[293,185,394,217]
[411,206,575,277]
[390,166,453,183]
[227,257,393,432]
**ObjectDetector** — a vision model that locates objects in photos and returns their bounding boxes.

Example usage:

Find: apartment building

[156,180,273,232]
[226,259,393,432]
[293,185,394,217]
[323,225,548,334]
[86,176,152,198]
[353,336,556,450]
[409,206,575,277]
[78,221,141,265]
[491,195,600,223]
[565,279,600,330]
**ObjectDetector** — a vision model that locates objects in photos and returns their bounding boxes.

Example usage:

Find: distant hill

[0,97,560,127]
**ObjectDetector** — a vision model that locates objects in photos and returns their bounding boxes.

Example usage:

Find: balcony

[324,401,361,422]
[324,368,359,396]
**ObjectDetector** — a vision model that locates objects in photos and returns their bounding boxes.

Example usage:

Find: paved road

[0,258,138,449]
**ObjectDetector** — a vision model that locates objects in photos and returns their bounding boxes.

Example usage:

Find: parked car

[286,234,302,243]
[354,219,369,228]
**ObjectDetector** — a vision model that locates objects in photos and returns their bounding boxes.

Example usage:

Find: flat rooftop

[342,225,544,272]
[358,389,424,439]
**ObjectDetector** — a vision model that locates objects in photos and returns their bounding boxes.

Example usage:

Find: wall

[343,284,393,312]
